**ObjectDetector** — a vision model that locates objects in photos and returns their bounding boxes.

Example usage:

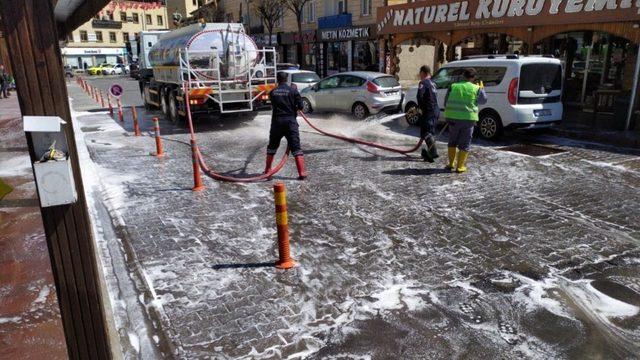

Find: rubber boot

[421,137,434,163]
[264,154,275,179]
[294,155,307,180]
[456,150,469,173]
[445,147,457,171]
[426,134,439,159]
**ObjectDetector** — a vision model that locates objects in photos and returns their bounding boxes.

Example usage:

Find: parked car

[402,55,564,140]
[102,64,127,75]
[277,70,320,91]
[87,63,112,75]
[276,63,299,71]
[300,71,403,119]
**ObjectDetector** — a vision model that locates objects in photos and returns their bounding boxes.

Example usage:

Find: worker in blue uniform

[264,72,307,180]
[416,65,440,162]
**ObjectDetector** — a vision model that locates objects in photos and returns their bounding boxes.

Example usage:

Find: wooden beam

[57,0,111,39]
[0,1,111,359]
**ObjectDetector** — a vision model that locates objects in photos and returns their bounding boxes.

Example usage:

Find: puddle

[499,144,567,157]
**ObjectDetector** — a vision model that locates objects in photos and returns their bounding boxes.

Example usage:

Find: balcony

[91,19,122,29]
[317,13,352,29]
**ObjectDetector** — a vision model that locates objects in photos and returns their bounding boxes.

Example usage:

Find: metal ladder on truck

[179,25,277,114]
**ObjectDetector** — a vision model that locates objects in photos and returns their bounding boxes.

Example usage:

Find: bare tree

[283,0,312,65]
[253,0,285,45]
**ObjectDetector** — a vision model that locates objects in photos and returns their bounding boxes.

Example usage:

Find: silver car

[300,71,402,119]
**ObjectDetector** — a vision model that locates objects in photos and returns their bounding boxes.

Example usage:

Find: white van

[402,55,564,140]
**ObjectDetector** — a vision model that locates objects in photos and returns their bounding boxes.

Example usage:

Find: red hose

[183,80,290,183]
[196,148,290,183]
[298,111,423,154]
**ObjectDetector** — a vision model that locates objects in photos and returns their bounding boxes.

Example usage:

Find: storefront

[318,25,378,77]
[376,0,640,130]
[61,46,127,69]
[278,30,317,70]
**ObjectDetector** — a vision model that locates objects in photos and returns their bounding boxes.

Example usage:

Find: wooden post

[0,1,111,359]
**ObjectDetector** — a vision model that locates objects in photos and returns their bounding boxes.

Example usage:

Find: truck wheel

[168,91,183,123]
[160,89,169,116]
[143,84,153,110]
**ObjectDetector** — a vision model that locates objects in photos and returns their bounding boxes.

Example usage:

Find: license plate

[534,109,552,117]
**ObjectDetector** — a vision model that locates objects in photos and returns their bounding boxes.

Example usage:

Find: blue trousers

[447,119,475,152]
[267,116,302,156]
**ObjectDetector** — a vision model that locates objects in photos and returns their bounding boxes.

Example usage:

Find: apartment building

[61,1,168,69]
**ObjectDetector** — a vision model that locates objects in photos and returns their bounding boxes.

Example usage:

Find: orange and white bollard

[117,98,123,122]
[190,140,205,191]
[107,95,113,116]
[99,90,105,108]
[150,117,165,157]
[131,106,141,136]
[273,182,296,269]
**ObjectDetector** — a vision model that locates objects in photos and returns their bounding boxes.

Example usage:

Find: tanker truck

[139,23,277,122]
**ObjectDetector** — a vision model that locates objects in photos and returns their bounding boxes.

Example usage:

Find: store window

[109,32,117,43]
[326,42,349,75]
[132,13,139,24]
[286,45,297,65]
[157,15,164,26]
[146,14,152,25]
[80,30,88,42]
[95,31,103,43]
[361,0,372,16]
[123,32,129,43]
[352,41,378,71]
[120,11,127,21]
[303,43,316,70]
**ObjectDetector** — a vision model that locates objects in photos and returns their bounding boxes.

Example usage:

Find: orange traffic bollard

[273,182,296,269]
[150,117,165,157]
[100,90,105,108]
[190,140,205,191]
[117,98,124,122]
[131,106,141,136]
[108,95,113,116]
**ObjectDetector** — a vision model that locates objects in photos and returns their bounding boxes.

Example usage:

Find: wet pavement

[0,94,67,359]
[74,76,640,359]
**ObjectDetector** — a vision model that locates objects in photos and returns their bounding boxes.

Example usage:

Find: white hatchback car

[277,70,321,92]
[402,55,564,140]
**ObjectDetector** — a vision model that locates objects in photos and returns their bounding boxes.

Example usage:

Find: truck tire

[168,91,183,123]
[143,83,153,110]
[160,88,170,117]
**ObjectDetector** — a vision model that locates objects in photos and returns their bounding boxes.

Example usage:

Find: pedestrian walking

[264,71,307,180]
[0,65,9,99]
[416,65,440,162]
[444,68,487,173]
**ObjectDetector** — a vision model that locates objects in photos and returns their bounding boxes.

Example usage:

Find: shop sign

[319,26,373,41]
[61,47,126,56]
[280,31,316,44]
[377,0,640,35]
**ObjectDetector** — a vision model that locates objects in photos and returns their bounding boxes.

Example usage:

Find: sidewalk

[0,95,67,359]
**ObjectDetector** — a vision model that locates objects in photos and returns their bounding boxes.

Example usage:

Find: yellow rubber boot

[456,151,469,173]
[445,147,457,171]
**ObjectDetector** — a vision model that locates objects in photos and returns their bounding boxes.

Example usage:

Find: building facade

[265,0,385,77]
[61,1,168,69]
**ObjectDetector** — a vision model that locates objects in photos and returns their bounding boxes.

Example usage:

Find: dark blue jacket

[417,78,439,119]
[269,83,303,119]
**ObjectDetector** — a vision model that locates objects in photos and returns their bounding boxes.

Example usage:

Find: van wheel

[404,102,420,126]
[352,102,369,120]
[302,98,313,114]
[477,110,503,140]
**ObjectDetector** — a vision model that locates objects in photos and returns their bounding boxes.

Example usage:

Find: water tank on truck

[144,23,277,117]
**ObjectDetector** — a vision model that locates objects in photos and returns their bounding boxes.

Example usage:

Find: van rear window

[519,64,562,94]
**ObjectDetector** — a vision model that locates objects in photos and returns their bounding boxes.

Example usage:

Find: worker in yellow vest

[443,68,487,173]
